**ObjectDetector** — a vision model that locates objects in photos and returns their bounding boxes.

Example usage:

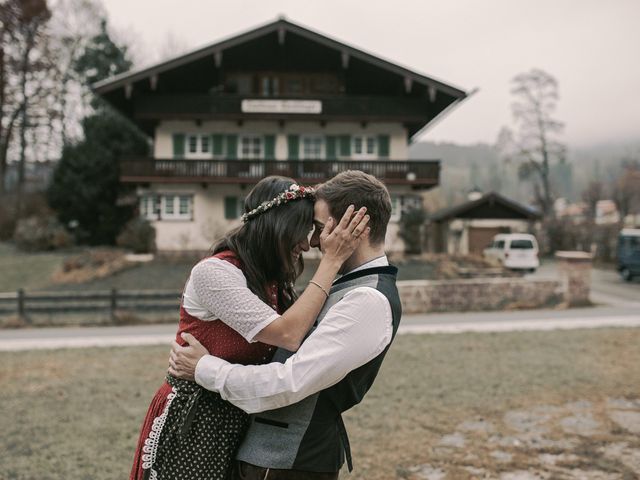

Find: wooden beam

[404,77,413,94]
[124,83,133,99]
[278,26,286,45]
[150,75,158,91]
[428,86,437,103]
[341,51,349,69]
[214,50,223,68]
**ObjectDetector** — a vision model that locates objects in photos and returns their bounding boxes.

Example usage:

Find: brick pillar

[555,251,593,306]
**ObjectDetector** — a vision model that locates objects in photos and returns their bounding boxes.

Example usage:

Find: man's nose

[300,238,310,252]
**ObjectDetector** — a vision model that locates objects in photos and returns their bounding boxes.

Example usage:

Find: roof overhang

[94,18,468,138]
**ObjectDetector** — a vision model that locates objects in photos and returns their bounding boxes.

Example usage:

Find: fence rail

[0,289,182,322]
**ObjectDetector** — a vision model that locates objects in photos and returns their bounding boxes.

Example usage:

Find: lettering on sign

[241,99,322,114]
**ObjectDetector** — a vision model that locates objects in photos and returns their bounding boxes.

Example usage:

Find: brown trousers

[233,461,340,480]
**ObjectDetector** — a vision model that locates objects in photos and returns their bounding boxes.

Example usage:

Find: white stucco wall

[140,183,246,251]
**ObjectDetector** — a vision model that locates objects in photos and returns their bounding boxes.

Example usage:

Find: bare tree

[0,0,52,195]
[611,158,640,221]
[499,69,566,217]
[582,180,604,222]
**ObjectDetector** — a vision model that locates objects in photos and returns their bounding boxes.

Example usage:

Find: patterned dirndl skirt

[130,375,249,480]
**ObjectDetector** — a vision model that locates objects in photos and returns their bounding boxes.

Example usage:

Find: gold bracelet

[309,280,329,299]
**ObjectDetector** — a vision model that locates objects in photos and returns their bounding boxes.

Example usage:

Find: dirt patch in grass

[1,328,638,479]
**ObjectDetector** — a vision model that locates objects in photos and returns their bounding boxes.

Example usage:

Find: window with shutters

[301,135,325,160]
[239,135,263,159]
[140,194,192,221]
[184,134,213,159]
[352,135,377,159]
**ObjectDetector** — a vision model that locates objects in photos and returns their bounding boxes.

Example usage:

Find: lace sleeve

[183,258,280,342]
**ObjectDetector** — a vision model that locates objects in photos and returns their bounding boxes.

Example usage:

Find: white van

[483,233,540,272]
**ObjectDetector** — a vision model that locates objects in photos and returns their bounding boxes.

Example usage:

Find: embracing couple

[130,170,402,480]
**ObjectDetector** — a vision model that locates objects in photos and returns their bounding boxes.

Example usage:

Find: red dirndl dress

[130,251,279,480]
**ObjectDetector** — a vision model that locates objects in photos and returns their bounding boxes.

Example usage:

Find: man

[170,170,402,479]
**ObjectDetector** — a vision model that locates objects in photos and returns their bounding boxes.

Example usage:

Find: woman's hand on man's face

[319,205,370,262]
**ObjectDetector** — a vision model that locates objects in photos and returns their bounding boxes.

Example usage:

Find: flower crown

[241,184,315,223]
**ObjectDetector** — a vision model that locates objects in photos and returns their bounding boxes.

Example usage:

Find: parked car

[483,233,540,272]
[617,228,640,282]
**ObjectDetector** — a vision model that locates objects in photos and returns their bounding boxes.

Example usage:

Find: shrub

[116,218,156,254]
[399,208,428,254]
[13,215,73,252]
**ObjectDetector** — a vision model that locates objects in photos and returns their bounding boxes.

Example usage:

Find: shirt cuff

[245,311,280,343]
[194,355,232,393]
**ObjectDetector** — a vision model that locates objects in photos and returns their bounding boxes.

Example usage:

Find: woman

[130,176,369,480]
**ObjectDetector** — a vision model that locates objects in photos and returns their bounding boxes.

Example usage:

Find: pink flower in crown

[286,192,294,200]
[299,186,306,194]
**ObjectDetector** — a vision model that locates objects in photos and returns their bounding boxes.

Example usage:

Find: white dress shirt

[195,256,393,414]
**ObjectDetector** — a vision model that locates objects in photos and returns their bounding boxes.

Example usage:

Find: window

[389,195,422,222]
[140,194,192,221]
[510,240,534,249]
[390,195,401,222]
[139,195,159,220]
[188,135,198,153]
[179,196,191,216]
[301,135,325,160]
[352,135,377,158]
[200,135,210,153]
[164,195,175,215]
[240,135,263,160]
[185,135,211,158]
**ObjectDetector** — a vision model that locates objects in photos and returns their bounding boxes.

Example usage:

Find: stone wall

[397,250,593,314]
[398,278,564,314]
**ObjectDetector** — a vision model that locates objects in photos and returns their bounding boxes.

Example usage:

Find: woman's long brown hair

[212,176,314,310]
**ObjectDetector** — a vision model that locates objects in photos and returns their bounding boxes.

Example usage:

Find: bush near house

[13,215,73,252]
[116,218,156,254]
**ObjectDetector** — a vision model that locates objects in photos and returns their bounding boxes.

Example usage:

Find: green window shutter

[212,134,224,156]
[339,135,351,157]
[224,197,238,219]
[264,135,276,160]
[378,134,390,157]
[326,136,337,159]
[287,135,299,160]
[172,133,185,158]
[226,135,238,159]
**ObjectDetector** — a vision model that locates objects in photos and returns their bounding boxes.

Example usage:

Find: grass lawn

[1,328,639,479]
[0,243,69,292]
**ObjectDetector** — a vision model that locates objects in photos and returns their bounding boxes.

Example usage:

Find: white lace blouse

[182,258,280,343]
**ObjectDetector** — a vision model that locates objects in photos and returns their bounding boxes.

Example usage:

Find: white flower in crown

[289,184,300,192]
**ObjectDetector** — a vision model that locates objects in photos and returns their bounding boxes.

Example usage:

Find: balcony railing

[120,158,440,188]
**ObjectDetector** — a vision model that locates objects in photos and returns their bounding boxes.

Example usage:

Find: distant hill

[409,140,640,207]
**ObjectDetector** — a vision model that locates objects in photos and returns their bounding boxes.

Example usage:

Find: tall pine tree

[48,19,148,245]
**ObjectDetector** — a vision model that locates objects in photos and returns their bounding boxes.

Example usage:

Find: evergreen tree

[47,18,148,245]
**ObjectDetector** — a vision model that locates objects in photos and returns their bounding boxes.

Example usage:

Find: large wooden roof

[430,192,541,222]
[94,17,468,137]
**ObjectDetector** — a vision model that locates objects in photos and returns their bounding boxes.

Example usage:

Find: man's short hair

[315,170,392,245]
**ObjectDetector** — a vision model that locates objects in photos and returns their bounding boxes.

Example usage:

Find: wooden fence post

[110,288,118,323]
[17,288,30,324]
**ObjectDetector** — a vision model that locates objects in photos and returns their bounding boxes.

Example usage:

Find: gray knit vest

[235,265,401,473]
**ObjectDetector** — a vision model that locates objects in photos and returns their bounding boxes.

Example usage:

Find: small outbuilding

[429,192,541,255]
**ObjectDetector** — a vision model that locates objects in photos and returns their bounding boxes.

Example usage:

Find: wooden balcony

[120,158,440,189]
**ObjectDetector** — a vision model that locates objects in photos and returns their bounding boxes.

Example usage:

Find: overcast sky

[102,0,640,149]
